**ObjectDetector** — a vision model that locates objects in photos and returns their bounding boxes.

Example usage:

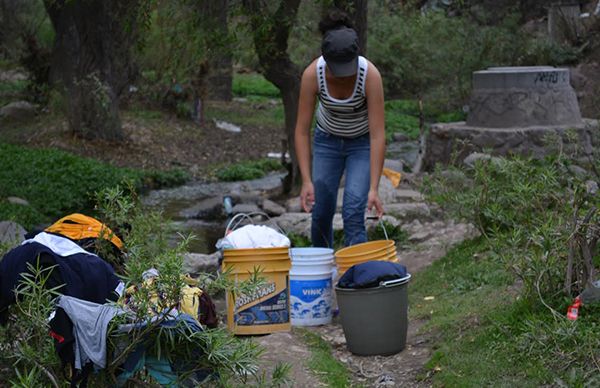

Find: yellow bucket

[335,240,394,259]
[222,247,291,335]
[336,247,396,266]
[335,240,398,276]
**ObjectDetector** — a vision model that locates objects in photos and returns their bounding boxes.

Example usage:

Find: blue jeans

[311,128,371,248]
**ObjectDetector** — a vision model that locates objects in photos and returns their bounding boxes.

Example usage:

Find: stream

[141,172,287,254]
[141,140,420,254]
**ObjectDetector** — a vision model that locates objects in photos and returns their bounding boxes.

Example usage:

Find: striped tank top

[316,55,369,138]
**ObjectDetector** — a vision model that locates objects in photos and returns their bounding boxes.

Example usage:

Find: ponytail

[318,9,354,35]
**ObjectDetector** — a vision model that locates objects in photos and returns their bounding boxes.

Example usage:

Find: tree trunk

[198,0,232,102]
[242,0,302,193]
[328,0,368,55]
[44,0,141,141]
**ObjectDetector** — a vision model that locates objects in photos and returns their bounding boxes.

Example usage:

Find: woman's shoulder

[304,57,320,71]
[363,58,382,80]
[302,58,320,79]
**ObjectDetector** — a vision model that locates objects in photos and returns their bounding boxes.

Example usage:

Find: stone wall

[423,119,599,170]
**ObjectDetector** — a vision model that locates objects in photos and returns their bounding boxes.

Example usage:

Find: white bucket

[289,247,335,326]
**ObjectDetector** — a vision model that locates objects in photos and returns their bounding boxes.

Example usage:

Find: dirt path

[311,318,431,387]
[255,331,325,387]
[249,220,476,387]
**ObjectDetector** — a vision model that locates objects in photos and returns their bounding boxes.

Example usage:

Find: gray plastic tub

[335,274,411,356]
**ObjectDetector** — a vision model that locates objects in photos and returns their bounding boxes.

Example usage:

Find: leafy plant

[0,142,188,229]
[367,220,408,246]
[1,186,288,386]
[423,155,599,306]
[368,8,580,111]
[288,232,311,248]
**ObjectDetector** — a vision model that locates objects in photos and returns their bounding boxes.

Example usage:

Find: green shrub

[288,232,311,248]
[368,9,579,111]
[423,156,599,305]
[0,202,45,230]
[215,158,283,182]
[367,220,408,246]
[0,143,188,229]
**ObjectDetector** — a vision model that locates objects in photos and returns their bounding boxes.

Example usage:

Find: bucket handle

[225,211,287,237]
[366,216,389,240]
[380,274,411,287]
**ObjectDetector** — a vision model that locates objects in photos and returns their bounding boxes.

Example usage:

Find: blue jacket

[0,241,121,317]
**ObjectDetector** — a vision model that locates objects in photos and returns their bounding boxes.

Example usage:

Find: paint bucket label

[233,279,289,326]
[290,278,332,321]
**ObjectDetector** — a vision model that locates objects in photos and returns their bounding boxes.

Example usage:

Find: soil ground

[0,100,286,179]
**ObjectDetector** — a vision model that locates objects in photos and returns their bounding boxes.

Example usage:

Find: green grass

[297,328,359,388]
[232,73,280,98]
[384,99,466,141]
[409,237,600,386]
[214,158,283,182]
[0,142,188,229]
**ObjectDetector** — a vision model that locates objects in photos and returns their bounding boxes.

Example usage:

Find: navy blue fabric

[337,260,408,289]
[0,242,121,312]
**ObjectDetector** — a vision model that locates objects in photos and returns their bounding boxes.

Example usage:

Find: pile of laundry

[0,214,218,387]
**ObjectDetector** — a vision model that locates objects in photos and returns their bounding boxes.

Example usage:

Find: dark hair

[318,9,354,35]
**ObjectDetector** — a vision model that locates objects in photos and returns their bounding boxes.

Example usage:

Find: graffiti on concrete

[534,71,567,85]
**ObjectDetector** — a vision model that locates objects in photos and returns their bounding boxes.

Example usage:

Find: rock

[378,178,397,205]
[285,197,302,213]
[231,203,261,215]
[463,152,501,168]
[182,251,221,275]
[384,159,404,173]
[0,70,27,82]
[585,180,598,195]
[7,196,30,206]
[568,165,588,178]
[179,197,223,220]
[392,133,409,142]
[366,215,401,229]
[0,101,36,120]
[394,189,425,202]
[0,221,26,247]
[261,199,286,216]
[375,374,396,387]
[408,230,434,243]
[271,213,311,237]
[385,203,432,221]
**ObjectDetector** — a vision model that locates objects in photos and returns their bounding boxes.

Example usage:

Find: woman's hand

[300,182,315,213]
[367,189,384,219]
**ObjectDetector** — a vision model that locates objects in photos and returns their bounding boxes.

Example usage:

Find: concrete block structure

[423,66,599,170]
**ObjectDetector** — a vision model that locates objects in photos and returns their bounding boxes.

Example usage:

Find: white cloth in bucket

[216,225,290,249]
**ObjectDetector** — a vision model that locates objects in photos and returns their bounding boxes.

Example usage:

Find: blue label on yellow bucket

[290,279,332,321]
[234,285,289,326]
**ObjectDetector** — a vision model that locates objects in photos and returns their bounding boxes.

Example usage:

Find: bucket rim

[335,274,411,291]
[290,247,335,256]
[335,249,396,264]
[335,240,395,258]
[223,247,289,257]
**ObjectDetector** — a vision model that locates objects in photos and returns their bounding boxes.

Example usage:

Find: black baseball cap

[321,27,359,77]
